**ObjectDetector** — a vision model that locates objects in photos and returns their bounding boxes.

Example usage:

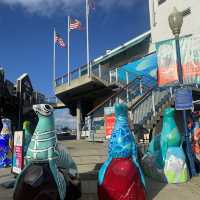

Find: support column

[76,101,82,140]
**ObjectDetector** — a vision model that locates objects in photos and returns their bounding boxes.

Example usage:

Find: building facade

[149,0,200,43]
[0,68,45,131]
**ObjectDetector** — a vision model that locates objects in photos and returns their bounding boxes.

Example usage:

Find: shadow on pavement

[57,134,76,141]
[146,177,166,200]
[79,163,102,181]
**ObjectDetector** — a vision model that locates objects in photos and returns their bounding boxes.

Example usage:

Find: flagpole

[86,0,90,77]
[53,28,56,89]
[68,16,70,85]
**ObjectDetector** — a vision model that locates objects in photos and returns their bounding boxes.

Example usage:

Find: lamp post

[168,7,197,177]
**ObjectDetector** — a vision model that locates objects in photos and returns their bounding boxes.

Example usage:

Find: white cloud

[54,108,76,130]
[1,0,82,16]
[0,0,139,16]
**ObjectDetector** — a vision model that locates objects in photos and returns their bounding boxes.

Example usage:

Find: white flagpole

[53,28,56,88]
[68,16,70,85]
[86,0,90,77]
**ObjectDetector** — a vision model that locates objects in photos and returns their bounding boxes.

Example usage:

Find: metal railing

[87,76,156,116]
[84,75,157,140]
[54,64,140,88]
[130,87,172,125]
[55,64,88,86]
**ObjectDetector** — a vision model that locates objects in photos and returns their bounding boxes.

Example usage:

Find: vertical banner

[12,131,24,174]
[181,34,200,84]
[156,39,178,86]
[156,34,200,86]
[104,107,115,139]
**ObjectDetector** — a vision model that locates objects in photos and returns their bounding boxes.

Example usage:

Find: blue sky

[0,0,149,97]
[0,0,149,129]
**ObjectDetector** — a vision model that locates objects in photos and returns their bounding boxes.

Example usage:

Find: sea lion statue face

[33,104,54,117]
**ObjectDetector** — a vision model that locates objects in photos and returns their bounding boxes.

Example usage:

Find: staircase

[87,75,173,143]
[131,88,172,130]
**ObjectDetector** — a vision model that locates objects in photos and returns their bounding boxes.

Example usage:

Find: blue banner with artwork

[117,53,158,83]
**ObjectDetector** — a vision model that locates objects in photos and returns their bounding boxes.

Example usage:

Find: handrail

[129,86,156,111]
[87,76,142,116]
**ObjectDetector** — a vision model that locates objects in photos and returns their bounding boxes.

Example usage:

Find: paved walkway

[0,139,200,199]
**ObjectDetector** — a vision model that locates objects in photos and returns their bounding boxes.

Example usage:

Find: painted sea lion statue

[142,107,189,183]
[14,104,81,200]
[23,121,32,157]
[98,103,146,200]
[0,118,12,168]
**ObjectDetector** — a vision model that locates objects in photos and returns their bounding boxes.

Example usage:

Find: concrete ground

[0,138,200,200]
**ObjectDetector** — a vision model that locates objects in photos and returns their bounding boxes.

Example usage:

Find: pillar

[76,101,82,140]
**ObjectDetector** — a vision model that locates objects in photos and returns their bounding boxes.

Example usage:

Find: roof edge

[93,30,151,63]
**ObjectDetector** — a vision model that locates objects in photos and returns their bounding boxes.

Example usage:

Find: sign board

[175,88,193,110]
[12,131,24,174]
[156,34,200,86]
[104,107,115,139]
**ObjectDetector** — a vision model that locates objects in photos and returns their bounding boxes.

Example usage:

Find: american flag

[55,33,66,48]
[69,19,82,30]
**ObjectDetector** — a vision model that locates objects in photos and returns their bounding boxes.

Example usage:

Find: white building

[149,0,200,43]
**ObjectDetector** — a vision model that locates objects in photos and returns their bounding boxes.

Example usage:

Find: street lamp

[168,7,183,84]
[168,7,197,177]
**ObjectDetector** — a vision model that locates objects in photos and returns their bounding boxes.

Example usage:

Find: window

[158,0,166,5]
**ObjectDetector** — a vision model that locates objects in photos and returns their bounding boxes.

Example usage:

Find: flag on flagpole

[87,0,95,15]
[88,0,95,11]
[69,18,82,30]
[55,33,66,48]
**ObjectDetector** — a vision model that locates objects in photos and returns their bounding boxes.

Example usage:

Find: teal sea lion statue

[14,104,81,200]
[142,107,189,183]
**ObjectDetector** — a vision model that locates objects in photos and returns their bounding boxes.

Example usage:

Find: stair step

[95,130,105,135]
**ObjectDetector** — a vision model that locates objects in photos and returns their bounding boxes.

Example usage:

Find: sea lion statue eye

[44,105,51,110]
